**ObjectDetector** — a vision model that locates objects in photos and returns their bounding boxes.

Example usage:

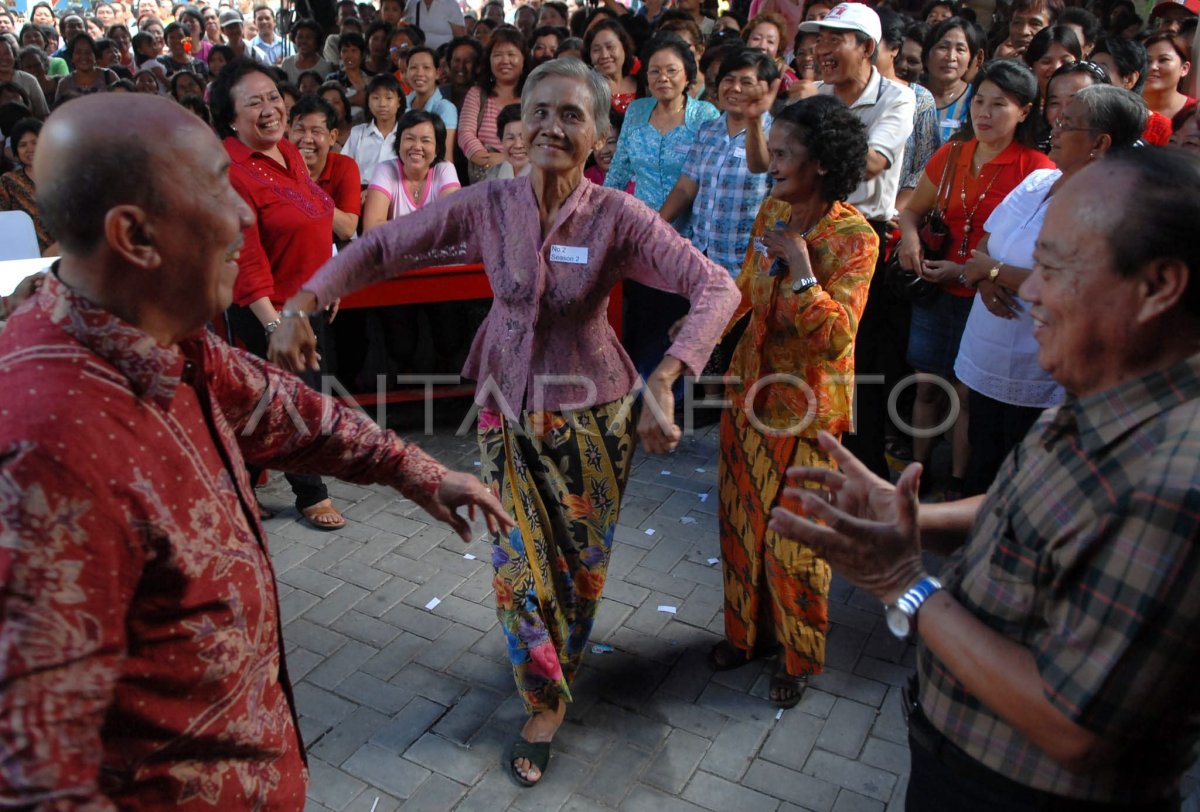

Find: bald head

[38,94,217,254]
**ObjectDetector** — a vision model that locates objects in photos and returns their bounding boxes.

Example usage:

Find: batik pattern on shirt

[0,273,448,809]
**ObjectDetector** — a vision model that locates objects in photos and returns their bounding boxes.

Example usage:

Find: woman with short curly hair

[712,94,879,710]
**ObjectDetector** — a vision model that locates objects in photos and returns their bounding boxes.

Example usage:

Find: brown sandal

[300,500,345,532]
[769,671,807,709]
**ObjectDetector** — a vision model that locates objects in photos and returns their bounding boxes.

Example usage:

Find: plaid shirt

[917,350,1200,803]
[681,113,772,278]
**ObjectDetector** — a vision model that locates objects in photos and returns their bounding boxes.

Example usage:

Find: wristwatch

[988,262,1002,283]
[791,275,818,294]
[263,318,282,335]
[885,576,942,640]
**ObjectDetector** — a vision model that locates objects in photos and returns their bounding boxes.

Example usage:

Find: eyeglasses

[646,66,682,79]
[719,75,760,89]
[1051,116,1098,133]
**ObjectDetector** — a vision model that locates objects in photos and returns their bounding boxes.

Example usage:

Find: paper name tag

[940,118,962,130]
[733,146,747,159]
[550,244,589,264]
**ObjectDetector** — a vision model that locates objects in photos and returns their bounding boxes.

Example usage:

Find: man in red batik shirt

[0,94,512,810]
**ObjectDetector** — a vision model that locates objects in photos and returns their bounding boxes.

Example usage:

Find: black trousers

[907,701,1179,812]
[964,388,1045,496]
[842,220,912,479]
[226,304,330,511]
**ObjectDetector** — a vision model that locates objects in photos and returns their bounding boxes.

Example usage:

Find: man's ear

[104,205,159,270]
[1137,257,1191,323]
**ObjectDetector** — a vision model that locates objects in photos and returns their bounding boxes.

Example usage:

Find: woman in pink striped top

[458,25,528,180]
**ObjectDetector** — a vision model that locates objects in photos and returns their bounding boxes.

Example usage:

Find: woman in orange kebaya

[713,95,878,708]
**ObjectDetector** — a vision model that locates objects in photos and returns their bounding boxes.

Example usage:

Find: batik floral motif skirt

[477,395,634,713]
[717,405,833,677]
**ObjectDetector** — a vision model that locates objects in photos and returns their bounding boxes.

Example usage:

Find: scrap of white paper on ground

[424,597,441,611]
[657,605,678,614]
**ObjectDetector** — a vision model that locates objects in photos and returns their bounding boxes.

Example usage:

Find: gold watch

[988,262,1002,283]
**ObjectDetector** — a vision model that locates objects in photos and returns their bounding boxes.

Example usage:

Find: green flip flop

[507,739,552,788]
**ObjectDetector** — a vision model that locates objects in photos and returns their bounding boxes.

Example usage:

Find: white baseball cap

[798,3,883,43]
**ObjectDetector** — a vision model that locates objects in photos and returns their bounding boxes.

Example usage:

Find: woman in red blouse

[898,59,1054,497]
[211,58,346,531]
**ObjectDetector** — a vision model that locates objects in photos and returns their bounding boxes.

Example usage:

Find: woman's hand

[638,366,683,454]
[268,312,320,372]
[962,249,998,288]
[976,279,1019,319]
[919,259,964,284]
[897,235,923,273]
[470,149,495,168]
[736,76,781,120]
[761,226,817,285]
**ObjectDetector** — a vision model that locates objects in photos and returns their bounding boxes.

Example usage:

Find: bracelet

[263,318,282,335]
[280,308,308,320]
[987,262,1002,283]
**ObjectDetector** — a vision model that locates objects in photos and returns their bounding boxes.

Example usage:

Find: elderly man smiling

[774,147,1200,812]
[0,94,511,809]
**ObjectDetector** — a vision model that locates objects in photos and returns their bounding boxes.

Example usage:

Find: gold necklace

[959,164,1001,257]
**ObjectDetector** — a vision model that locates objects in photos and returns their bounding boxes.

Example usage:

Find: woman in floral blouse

[713,95,878,708]
[605,34,719,379]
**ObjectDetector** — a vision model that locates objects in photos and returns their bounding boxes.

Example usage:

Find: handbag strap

[931,141,963,219]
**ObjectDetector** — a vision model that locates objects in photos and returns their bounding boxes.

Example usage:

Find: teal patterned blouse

[603,95,720,223]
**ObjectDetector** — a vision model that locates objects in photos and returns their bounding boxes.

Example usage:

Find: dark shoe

[769,671,807,710]
[507,739,551,788]
[708,640,753,671]
[708,640,780,671]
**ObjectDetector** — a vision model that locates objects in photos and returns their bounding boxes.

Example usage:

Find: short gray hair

[1074,85,1147,150]
[521,57,612,142]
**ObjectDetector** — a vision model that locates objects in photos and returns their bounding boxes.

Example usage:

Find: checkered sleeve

[1034,420,1200,736]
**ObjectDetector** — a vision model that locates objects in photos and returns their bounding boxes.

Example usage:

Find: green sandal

[507,739,552,788]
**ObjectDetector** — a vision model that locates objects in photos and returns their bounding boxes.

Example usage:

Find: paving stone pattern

[261,417,1198,812]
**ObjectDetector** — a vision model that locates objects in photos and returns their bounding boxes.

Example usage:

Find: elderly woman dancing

[711,95,878,708]
[270,58,739,788]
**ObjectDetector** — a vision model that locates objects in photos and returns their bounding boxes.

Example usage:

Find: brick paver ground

[260,404,1198,812]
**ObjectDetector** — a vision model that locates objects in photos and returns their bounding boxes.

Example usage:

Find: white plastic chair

[0,211,41,261]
